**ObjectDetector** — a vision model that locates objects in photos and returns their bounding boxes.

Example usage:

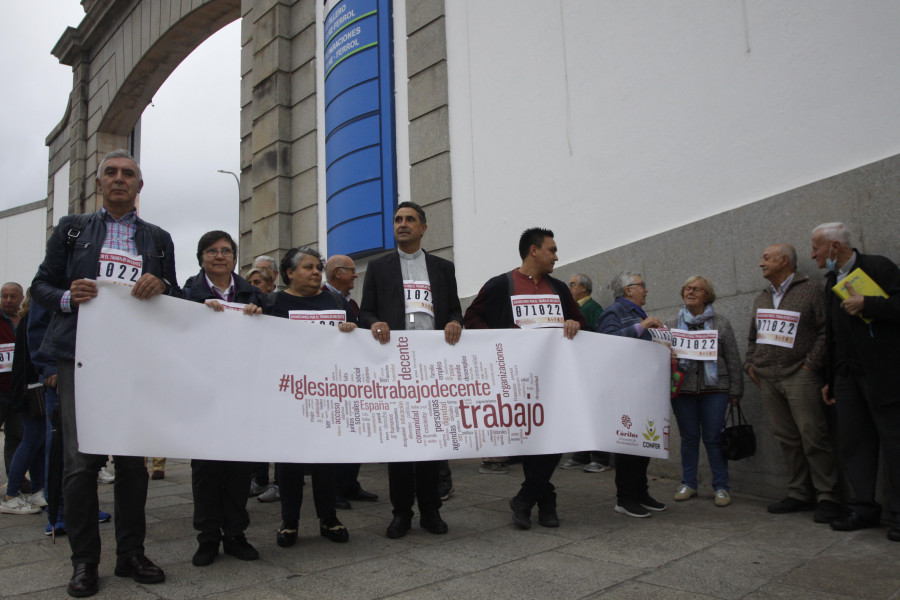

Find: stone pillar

[406,0,453,258]
[240,0,318,273]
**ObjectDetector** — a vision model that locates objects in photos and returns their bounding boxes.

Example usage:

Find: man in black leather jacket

[32,149,181,598]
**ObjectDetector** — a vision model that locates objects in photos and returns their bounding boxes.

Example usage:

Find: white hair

[812,222,852,246]
[610,271,641,299]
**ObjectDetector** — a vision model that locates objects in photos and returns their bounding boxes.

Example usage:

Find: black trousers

[278,463,337,522]
[59,360,147,566]
[0,393,23,481]
[515,453,561,507]
[191,459,252,543]
[335,463,361,495]
[834,373,900,520]
[388,460,441,517]
[614,453,650,502]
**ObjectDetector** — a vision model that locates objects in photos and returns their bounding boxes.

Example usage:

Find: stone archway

[46,0,320,270]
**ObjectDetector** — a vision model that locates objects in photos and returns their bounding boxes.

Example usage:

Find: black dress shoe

[813,500,843,524]
[67,563,99,598]
[222,535,260,560]
[767,497,814,514]
[386,514,412,539]
[277,521,299,548]
[509,497,532,529]
[830,510,879,532]
[346,488,379,502]
[114,554,165,584]
[334,496,352,510]
[888,526,900,542]
[419,510,448,534]
[320,516,350,542]
[192,540,219,567]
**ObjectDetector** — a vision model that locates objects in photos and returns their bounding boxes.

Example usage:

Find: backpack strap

[63,213,93,253]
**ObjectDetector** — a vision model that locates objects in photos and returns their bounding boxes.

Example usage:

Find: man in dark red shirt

[464,228,586,529]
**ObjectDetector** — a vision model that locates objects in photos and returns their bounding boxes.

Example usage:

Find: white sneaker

[674,485,697,501]
[560,459,586,470]
[98,467,115,484]
[714,489,731,507]
[583,462,611,473]
[0,495,42,515]
[24,490,47,508]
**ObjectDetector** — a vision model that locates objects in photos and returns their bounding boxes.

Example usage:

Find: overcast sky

[1,2,241,282]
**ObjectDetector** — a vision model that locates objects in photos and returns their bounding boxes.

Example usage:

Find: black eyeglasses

[203,248,234,257]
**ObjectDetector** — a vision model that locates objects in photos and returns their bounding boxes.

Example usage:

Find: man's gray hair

[254,255,277,272]
[572,273,593,295]
[812,222,852,246]
[781,244,798,270]
[610,271,642,299]
[97,149,142,182]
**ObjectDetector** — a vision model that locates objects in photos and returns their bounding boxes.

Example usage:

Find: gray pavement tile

[147,502,197,521]
[638,541,807,599]
[406,526,571,572]
[269,554,456,599]
[583,580,721,599]
[144,557,294,600]
[0,516,52,543]
[557,521,731,568]
[0,539,62,567]
[718,519,844,558]
[145,493,195,510]
[821,529,900,565]
[773,554,900,599]
[262,527,409,574]
[745,582,862,600]
[387,550,642,600]
[0,557,77,596]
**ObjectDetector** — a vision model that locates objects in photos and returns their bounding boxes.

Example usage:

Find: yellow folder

[831,268,887,323]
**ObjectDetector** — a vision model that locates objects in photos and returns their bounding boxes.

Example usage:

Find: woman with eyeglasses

[596,272,668,519]
[183,231,267,567]
[666,275,743,508]
[264,246,356,549]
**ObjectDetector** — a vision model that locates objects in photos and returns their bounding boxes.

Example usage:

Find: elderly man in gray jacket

[745,243,840,524]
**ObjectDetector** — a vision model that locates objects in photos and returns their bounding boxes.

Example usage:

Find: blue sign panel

[324,0,396,257]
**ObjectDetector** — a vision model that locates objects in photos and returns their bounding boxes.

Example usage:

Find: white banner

[74,284,671,462]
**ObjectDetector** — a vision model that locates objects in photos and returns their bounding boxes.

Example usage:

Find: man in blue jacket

[32,149,181,597]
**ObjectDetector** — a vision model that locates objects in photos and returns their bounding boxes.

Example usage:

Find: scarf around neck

[676,304,718,385]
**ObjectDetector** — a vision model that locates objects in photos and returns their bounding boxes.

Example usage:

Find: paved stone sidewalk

[1,457,899,599]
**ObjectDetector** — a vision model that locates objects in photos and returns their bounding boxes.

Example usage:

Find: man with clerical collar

[0,282,24,485]
[32,149,180,597]
[464,227,587,529]
[359,201,463,539]
[745,243,840,523]
[324,254,379,508]
[811,222,900,541]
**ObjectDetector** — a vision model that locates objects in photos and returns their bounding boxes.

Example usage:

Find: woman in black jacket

[183,231,265,567]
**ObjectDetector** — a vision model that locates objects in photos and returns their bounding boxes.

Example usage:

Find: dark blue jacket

[183,270,267,308]
[31,210,181,360]
[597,298,650,340]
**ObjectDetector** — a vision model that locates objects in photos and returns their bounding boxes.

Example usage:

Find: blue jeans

[7,413,46,496]
[672,392,729,491]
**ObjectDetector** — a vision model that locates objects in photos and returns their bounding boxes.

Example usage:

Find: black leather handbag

[721,405,756,461]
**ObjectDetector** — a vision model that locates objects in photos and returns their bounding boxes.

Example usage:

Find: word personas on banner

[755,309,800,348]
[670,329,718,361]
[97,248,142,286]
[510,295,564,329]
[0,342,13,373]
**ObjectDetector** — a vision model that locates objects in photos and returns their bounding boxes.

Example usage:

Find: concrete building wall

[0,202,48,288]
[444,0,900,296]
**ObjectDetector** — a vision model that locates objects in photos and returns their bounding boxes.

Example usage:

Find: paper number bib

[403,280,434,317]
[670,329,718,361]
[205,300,248,313]
[97,248,142,287]
[755,308,800,348]
[289,310,346,327]
[0,343,13,373]
[510,294,564,329]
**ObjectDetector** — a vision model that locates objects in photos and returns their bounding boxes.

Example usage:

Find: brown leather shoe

[114,554,165,584]
[67,563,99,598]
